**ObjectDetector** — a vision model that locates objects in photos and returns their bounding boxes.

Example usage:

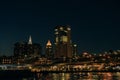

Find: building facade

[0,56,13,64]
[14,36,41,58]
[45,40,53,59]
[54,25,73,59]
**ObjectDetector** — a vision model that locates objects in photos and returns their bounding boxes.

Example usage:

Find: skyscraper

[54,25,73,59]
[45,40,53,58]
[72,44,78,58]
[14,36,41,58]
[28,35,32,45]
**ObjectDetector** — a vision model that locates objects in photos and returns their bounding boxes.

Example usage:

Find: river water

[1,71,120,80]
[36,72,120,80]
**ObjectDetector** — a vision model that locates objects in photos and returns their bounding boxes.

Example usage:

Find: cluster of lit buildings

[0,25,120,71]
[0,25,77,64]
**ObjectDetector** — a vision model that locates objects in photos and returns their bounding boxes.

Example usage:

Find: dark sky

[0,0,120,55]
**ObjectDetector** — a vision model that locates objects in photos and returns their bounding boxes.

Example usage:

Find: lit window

[61,36,68,42]
[54,29,58,31]
[55,32,58,35]
[56,37,58,42]
[67,27,71,30]
[60,27,63,30]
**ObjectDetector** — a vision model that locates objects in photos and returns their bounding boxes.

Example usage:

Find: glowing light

[67,27,71,30]
[46,40,52,46]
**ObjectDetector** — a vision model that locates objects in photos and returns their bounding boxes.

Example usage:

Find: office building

[45,40,53,58]
[14,36,41,58]
[54,25,73,59]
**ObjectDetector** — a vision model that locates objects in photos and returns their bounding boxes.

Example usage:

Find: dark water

[0,70,36,80]
[36,72,120,80]
[0,71,120,80]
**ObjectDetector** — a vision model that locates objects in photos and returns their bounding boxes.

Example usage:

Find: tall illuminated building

[45,40,53,58]
[54,25,73,59]
[14,36,41,58]
[72,44,78,58]
[28,35,32,45]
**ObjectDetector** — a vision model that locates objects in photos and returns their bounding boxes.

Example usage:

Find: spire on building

[46,40,53,58]
[46,40,52,47]
[28,35,32,45]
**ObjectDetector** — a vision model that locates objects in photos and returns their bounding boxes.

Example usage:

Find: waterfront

[0,26,119,80]
[0,71,120,80]
[36,72,120,80]
[0,70,36,80]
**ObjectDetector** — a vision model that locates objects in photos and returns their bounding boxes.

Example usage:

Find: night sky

[0,0,120,55]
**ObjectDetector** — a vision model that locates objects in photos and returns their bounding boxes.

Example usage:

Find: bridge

[31,62,106,72]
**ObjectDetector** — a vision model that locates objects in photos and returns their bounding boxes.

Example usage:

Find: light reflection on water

[36,72,120,80]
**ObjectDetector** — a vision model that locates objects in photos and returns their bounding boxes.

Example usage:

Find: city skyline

[0,0,120,55]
